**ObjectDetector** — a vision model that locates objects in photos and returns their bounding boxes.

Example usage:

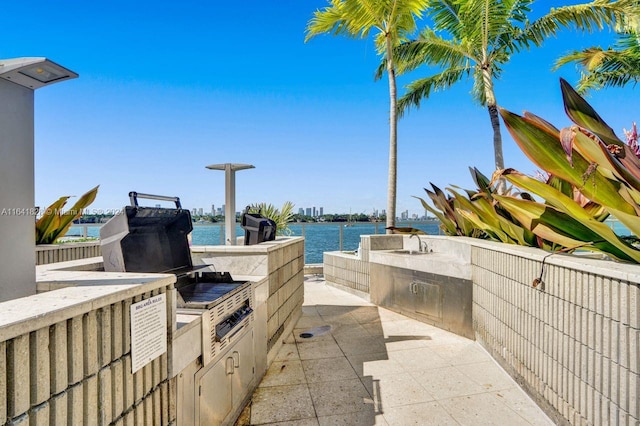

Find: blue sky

[1,1,636,216]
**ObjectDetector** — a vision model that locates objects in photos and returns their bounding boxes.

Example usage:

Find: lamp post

[0,58,78,302]
[205,163,254,245]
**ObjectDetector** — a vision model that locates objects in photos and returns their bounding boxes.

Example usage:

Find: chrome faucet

[409,234,428,252]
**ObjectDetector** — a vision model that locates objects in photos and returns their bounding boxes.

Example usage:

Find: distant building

[305,208,312,216]
[312,207,317,217]
[198,208,203,216]
[298,208,304,215]
[211,204,216,215]
[319,207,323,216]
[191,208,197,216]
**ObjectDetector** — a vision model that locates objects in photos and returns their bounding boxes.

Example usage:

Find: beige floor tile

[412,366,486,400]
[381,319,439,336]
[294,328,334,344]
[381,401,458,425]
[388,346,449,372]
[268,419,320,426]
[302,356,358,383]
[439,392,533,425]
[246,279,552,426]
[429,342,490,366]
[331,324,373,341]
[316,306,357,316]
[260,359,307,388]
[336,336,388,356]
[363,372,435,409]
[346,352,404,378]
[360,321,385,338]
[455,361,518,392]
[492,388,555,426]
[317,410,388,425]
[269,418,318,426]
[274,342,301,362]
[320,314,360,327]
[297,339,344,360]
[250,384,316,425]
[296,315,329,329]
[301,306,320,316]
[307,378,374,417]
[349,307,383,324]
[376,307,409,322]
[383,334,432,352]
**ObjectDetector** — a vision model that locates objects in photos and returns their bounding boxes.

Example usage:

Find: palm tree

[393,0,633,192]
[555,19,640,93]
[305,0,429,232]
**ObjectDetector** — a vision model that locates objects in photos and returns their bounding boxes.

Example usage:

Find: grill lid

[100,192,194,273]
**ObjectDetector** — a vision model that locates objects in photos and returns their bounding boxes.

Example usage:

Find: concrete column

[0,79,35,301]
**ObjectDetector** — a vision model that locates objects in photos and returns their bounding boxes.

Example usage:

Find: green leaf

[560,77,625,148]
[495,195,640,262]
[36,186,99,244]
[499,107,636,215]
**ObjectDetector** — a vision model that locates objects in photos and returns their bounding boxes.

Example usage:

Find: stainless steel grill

[100,192,254,364]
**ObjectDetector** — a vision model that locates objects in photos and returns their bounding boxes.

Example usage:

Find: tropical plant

[248,201,295,236]
[420,79,640,262]
[36,185,99,244]
[555,16,640,93]
[305,0,429,232]
[393,0,634,192]
[496,78,640,261]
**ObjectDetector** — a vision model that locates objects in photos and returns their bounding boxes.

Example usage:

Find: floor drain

[299,332,314,339]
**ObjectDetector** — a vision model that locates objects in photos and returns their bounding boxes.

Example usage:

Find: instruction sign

[130,294,167,373]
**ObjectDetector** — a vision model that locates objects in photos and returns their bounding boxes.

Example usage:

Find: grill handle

[129,192,182,209]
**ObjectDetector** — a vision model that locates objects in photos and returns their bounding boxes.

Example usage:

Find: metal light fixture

[206,163,255,245]
[0,57,78,89]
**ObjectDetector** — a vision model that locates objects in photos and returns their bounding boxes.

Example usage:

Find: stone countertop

[369,250,472,280]
[190,236,303,253]
[36,256,177,292]
[1,273,176,342]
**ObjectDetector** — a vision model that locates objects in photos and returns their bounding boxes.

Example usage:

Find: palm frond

[394,29,474,74]
[555,30,640,92]
[519,0,634,49]
[397,66,470,116]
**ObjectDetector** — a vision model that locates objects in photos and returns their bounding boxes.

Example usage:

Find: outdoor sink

[390,249,430,255]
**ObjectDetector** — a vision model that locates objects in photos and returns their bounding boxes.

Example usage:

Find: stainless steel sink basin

[390,249,430,255]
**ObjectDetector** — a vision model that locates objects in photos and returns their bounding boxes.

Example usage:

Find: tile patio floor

[242,276,553,426]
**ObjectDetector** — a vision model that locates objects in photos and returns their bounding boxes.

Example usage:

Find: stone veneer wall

[265,239,305,352]
[472,241,639,425]
[323,235,404,295]
[0,278,176,425]
[323,252,370,295]
[36,241,102,265]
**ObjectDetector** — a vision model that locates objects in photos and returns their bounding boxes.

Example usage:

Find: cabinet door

[414,281,442,320]
[392,268,415,312]
[198,356,233,425]
[231,330,255,406]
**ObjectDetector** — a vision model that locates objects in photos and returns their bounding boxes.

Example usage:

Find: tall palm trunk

[482,66,505,193]
[386,33,398,233]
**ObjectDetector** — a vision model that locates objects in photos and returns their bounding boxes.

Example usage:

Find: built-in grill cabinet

[100,192,257,425]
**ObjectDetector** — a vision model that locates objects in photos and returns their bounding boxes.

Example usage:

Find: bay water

[69,221,442,264]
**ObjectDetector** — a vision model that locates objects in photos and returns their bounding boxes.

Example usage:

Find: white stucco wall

[0,79,35,301]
